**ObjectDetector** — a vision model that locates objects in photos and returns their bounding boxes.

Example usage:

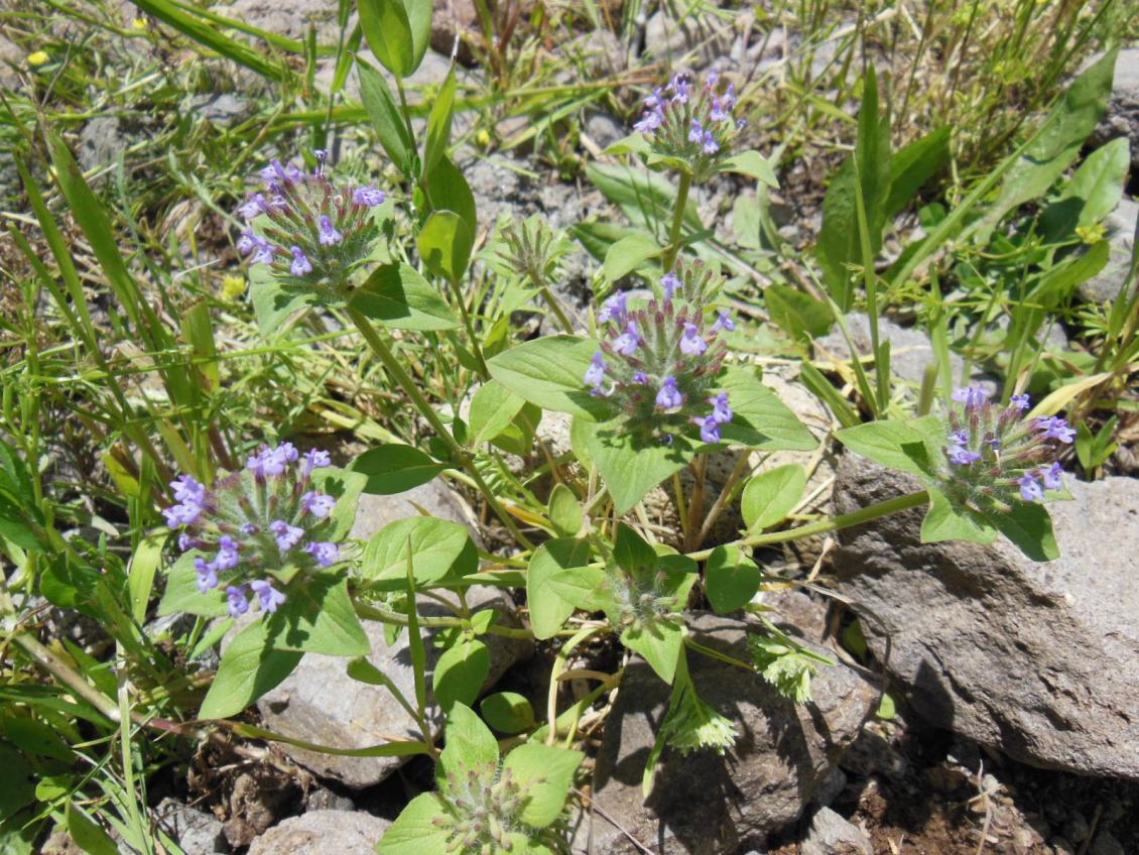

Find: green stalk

[347,307,535,549]
[661,171,693,272]
[446,275,490,378]
[686,489,930,562]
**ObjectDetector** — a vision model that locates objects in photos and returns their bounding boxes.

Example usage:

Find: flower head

[227,585,249,618]
[656,376,685,411]
[250,579,287,613]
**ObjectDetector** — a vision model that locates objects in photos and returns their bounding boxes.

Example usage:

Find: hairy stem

[661,171,693,272]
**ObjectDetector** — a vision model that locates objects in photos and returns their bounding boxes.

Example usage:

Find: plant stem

[354,601,536,640]
[538,284,575,333]
[661,171,692,272]
[346,307,535,549]
[686,489,930,562]
[446,276,490,378]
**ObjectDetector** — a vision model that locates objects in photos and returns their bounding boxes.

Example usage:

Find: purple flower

[250,579,286,613]
[701,131,720,156]
[1019,474,1044,502]
[711,310,735,333]
[671,75,691,103]
[661,273,681,300]
[303,448,332,474]
[584,352,607,390]
[709,98,728,123]
[644,87,664,109]
[248,445,293,478]
[655,376,684,411]
[318,215,343,246]
[353,185,386,207]
[214,536,240,571]
[290,246,313,276]
[688,118,705,144]
[598,292,628,324]
[1010,393,1030,411]
[736,118,748,131]
[306,541,340,567]
[301,491,336,519]
[1034,416,1075,444]
[251,236,275,265]
[163,502,202,528]
[952,385,989,410]
[237,230,255,254]
[710,392,732,423]
[226,585,249,618]
[722,84,737,111]
[270,519,305,552]
[634,108,664,134]
[679,323,707,355]
[949,429,969,447]
[613,321,640,356]
[194,557,219,593]
[947,446,982,466]
[172,475,206,504]
[697,416,722,444]
[178,533,197,552]
[632,371,650,385]
[1042,462,1064,491]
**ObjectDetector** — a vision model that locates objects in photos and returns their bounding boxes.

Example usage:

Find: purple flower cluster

[941,386,1073,510]
[585,262,735,444]
[163,443,344,618]
[632,72,745,178]
[235,152,387,297]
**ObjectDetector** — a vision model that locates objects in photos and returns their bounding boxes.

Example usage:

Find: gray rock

[1078,196,1137,303]
[430,0,480,66]
[78,116,129,173]
[304,785,356,812]
[579,612,876,853]
[811,768,847,808]
[800,806,872,855]
[1089,830,1127,855]
[156,798,227,855]
[349,480,480,544]
[584,111,625,150]
[188,93,251,126]
[643,10,689,61]
[247,810,390,855]
[832,455,1139,779]
[212,0,341,42]
[1089,48,1139,176]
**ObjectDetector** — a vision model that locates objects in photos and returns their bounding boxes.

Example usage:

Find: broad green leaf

[920,488,996,545]
[361,517,472,585]
[350,444,446,494]
[988,502,1059,562]
[502,743,584,828]
[433,639,490,712]
[547,484,583,537]
[438,702,499,785]
[601,233,661,281]
[586,427,691,514]
[403,0,433,74]
[263,573,370,656]
[480,692,536,734]
[380,792,452,854]
[310,467,368,542]
[468,380,528,446]
[487,336,617,422]
[250,268,316,335]
[65,803,117,855]
[704,544,760,614]
[200,620,302,719]
[622,619,684,684]
[544,566,611,613]
[358,0,414,77]
[1061,136,1130,230]
[764,283,834,341]
[424,156,477,236]
[717,367,816,451]
[158,550,229,618]
[417,210,474,284]
[423,71,457,179]
[835,416,943,478]
[741,463,807,532]
[614,522,656,573]
[358,60,415,175]
[527,538,592,639]
[884,126,950,220]
[350,263,459,330]
[718,150,778,187]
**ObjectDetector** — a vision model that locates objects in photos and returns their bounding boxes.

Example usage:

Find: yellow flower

[1075,224,1106,245]
[131,17,148,30]
[27,51,50,67]
[220,274,246,300]
[475,128,492,149]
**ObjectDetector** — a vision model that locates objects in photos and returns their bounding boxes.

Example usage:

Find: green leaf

[350,444,447,494]
[502,743,584,828]
[417,211,474,284]
[704,545,760,614]
[263,573,370,656]
[158,550,229,618]
[718,150,778,187]
[884,126,950,220]
[527,538,592,639]
[350,263,459,331]
[741,463,807,532]
[544,566,611,613]
[586,427,691,514]
[974,48,1117,243]
[1060,136,1130,230]
[361,517,473,585]
[601,233,661,281]
[424,156,477,236]
[468,380,528,446]
[622,619,685,684]
[480,692,536,734]
[358,60,415,175]
[487,336,617,422]
[358,0,414,77]
[717,366,817,451]
[920,488,996,545]
[380,792,453,854]
[764,284,834,341]
[311,467,368,542]
[988,502,1059,562]
[250,267,317,334]
[547,484,583,538]
[65,803,117,855]
[835,416,943,478]
[614,523,656,573]
[1028,240,1110,305]
[0,745,35,823]
[433,639,491,713]
[423,71,457,179]
[438,702,500,784]
[402,0,433,74]
[200,620,302,719]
